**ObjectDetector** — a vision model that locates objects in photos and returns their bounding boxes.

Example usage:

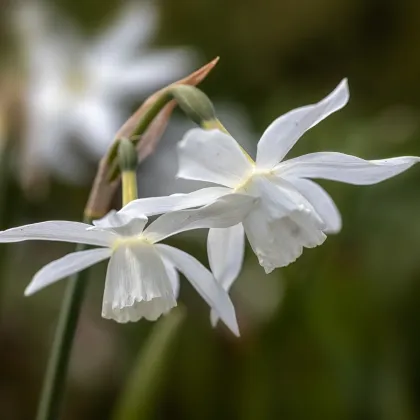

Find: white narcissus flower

[123,79,420,283]
[13,1,190,183]
[0,195,257,335]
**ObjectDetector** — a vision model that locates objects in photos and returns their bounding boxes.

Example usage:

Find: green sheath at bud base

[169,85,216,126]
[118,138,138,172]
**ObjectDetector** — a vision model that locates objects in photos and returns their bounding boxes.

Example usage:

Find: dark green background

[2,1,420,419]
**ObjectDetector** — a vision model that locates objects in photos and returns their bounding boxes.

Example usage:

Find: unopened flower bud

[169,85,216,126]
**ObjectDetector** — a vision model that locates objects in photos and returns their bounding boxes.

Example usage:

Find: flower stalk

[121,172,138,206]
[35,240,90,420]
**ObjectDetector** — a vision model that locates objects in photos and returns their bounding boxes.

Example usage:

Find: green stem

[131,91,172,141]
[36,216,92,420]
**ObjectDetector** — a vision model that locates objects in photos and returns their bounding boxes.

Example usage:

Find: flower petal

[91,211,148,236]
[0,221,116,247]
[119,187,231,218]
[278,152,420,185]
[284,177,341,233]
[208,224,245,327]
[177,128,254,188]
[90,2,157,64]
[106,50,191,98]
[162,258,180,299]
[243,207,326,274]
[73,100,122,157]
[102,243,176,323]
[243,209,301,273]
[24,248,112,296]
[208,224,245,290]
[155,244,240,336]
[252,175,325,228]
[256,79,349,169]
[143,193,257,243]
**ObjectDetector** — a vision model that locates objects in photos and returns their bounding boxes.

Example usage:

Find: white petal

[256,79,349,169]
[0,221,116,247]
[284,177,341,233]
[73,100,121,156]
[243,209,301,273]
[208,224,245,290]
[162,258,180,299]
[278,153,420,185]
[243,207,326,274]
[209,308,220,329]
[208,224,245,327]
[91,211,148,236]
[102,243,176,323]
[177,128,254,188]
[143,193,257,243]
[92,210,145,229]
[91,2,157,64]
[252,175,325,228]
[25,248,112,296]
[156,244,240,336]
[119,187,231,218]
[105,50,191,98]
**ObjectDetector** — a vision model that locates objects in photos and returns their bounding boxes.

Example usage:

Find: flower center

[233,167,273,192]
[111,235,151,251]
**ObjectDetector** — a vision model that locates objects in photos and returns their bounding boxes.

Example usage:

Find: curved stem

[36,216,92,420]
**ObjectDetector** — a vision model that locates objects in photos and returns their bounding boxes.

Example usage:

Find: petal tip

[231,321,241,337]
[24,285,35,297]
[338,78,350,99]
[325,220,342,234]
[210,309,218,328]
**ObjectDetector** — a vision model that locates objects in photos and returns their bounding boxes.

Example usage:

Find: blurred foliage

[2,1,420,420]
[112,307,186,420]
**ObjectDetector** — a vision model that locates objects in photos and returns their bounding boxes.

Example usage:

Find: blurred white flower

[0,195,257,334]
[12,1,191,184]
[123,79,420,283]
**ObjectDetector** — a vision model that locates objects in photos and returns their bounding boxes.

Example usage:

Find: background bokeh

[2,0,420,419]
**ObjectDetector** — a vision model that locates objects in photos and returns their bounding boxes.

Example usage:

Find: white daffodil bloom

[13,1,190,183]
[124,79,420,281]
[174,78,420,276]
[0,194,257,335]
